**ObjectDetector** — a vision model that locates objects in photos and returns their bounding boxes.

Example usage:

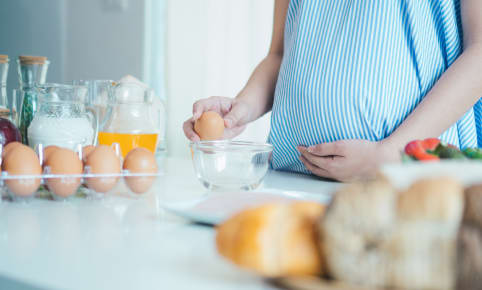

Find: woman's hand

[297,139,400,182]
[183,96,252,141]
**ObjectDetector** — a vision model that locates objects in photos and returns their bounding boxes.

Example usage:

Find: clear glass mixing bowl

[190,141,273,190]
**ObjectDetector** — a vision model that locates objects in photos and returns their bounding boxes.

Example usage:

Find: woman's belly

[268,42,431,173]
[268,0,462,173]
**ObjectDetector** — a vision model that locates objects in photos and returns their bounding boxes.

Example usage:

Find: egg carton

[0,171,163,201]
[0,143,163,201]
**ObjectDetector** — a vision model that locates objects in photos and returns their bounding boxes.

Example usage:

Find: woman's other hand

[183,96,252,141]
[297,139,400,182]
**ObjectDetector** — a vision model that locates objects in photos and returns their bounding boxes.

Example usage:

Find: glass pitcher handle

[86,106,99,145]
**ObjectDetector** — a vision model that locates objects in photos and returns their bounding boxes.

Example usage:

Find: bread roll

[216,201,325,277]
[398,178,464,222]
[457,184,482,290]
[319,178,397,287]
[319,177,464,289]
[460,184,482,226]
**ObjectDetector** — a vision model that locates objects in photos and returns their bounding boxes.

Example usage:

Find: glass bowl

[190,141,273,190]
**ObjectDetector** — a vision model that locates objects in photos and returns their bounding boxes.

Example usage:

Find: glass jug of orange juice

[97,82,160,157]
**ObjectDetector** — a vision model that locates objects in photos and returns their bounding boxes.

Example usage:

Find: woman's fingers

[223,125,247,139]
[307,141,347,157]
[192,96,233,120]
[224,100,250,128]
[218,97,235,115]
[192,98,217,120]
[192,100,212,120]
[299,155,334,179]
[183,119,200,142]
[298,146,340,173]
[188,96,250,140]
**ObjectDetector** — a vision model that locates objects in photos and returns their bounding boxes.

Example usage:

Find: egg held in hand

[123,147,158,194]
[194,111,225,141]
[85,145,121,193]
[3,145,42,197]
[45,148,83,198]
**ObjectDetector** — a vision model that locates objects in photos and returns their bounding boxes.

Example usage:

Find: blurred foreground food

[216,176,482,289]
[216,202,325,277]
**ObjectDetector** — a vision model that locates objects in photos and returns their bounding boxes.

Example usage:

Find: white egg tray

[0,143,163,201]
[0,170,163,201]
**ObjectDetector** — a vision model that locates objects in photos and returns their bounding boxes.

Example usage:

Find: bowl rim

[189,140,273,153]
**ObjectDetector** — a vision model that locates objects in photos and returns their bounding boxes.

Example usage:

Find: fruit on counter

[2,141,22,157]
[194,111,225,141]
[42,145,60,165]
[432,143,482,160]
[404,138,482,161]
[462,147,482,160]
[0,118,22,148]
[44,148,83,198]
[2,145,42,196]
[123,147,158,194]
[404,138,440,161]
[81,145,95,163]
[216,202,326,277]
[84,145,121,193]
[436,146,467,159]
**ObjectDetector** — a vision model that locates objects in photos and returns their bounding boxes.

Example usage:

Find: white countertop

[0,157,340,290]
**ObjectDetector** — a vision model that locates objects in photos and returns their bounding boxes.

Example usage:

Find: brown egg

[2,141,23,158]
[123,147,158,194]
[42,145,60,164]
[85,145,121,193]
[82,145,95,163]
[45,148,83,198]
[3,145,42,196]
[194,111,225,140]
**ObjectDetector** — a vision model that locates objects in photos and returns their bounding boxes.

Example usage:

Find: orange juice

[97,132,158,157]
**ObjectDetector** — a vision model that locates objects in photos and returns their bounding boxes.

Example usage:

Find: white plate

[162,189,332,225]
[160,168,339,226]
[162,161,482,225]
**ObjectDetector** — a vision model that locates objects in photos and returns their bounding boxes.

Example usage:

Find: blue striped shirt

[268,0,481,174]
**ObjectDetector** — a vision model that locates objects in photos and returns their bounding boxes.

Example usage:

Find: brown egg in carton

[0,142,162,201]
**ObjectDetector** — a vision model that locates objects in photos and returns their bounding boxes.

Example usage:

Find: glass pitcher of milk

[28,84,98,150]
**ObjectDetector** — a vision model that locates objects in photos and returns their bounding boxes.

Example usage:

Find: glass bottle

[152,93,166,153]
[71,79,116,144]
[0,55,9,119]
[98,82,160,157]
[17,55,49,145]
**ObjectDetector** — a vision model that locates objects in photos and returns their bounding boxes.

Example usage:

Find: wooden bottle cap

[18,55,48,65]
[0,55,8,64]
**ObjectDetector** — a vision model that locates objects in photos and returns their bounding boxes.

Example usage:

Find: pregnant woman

[184,0,482,181]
